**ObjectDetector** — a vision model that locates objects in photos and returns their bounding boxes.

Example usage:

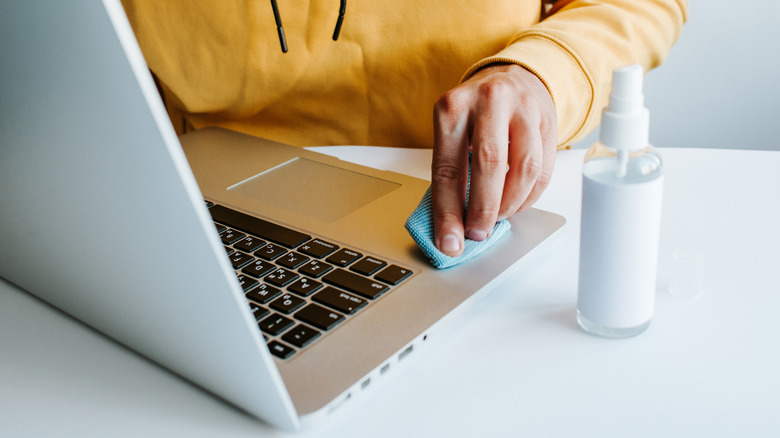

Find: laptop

[0,0,565,431]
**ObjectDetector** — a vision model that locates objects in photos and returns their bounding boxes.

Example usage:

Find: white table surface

[2,147,779,437]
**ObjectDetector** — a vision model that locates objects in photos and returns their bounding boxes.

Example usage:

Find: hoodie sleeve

[462,0,688,147]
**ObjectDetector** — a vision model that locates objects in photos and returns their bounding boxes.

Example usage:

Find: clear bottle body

[577,142,664,338]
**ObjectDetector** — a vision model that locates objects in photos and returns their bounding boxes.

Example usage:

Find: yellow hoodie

[122,0,687,148]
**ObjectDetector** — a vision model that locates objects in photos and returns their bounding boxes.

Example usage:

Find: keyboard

[207,202,414,359]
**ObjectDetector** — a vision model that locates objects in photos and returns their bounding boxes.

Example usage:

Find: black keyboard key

[220,228,246,245]
[298,260,333,278]
[209,204,311,248]
[375,265,413,285]
[248,302,270,321]
[281,324,321,348]
[267,341,296,359]
[323,269,389,299]
[223,245,234,255]
[265,268,299,287]
[246,284,282,304]
[287,277,323,297]
[228,251,255,269]
[299,239,339,258]
[258,313,295,336]
[214,222,226,233]
[350,256,387,276]
[254,243,287,261]
[326,248,363,267]
[234,235,266,252]
[278,252,310,269]
[270,293,306,314]
[241,260,275,278]
[313,287,367,315]
[294,304,345,331]
[236,274,259,292]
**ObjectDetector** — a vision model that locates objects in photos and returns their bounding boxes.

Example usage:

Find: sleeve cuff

[461,32,596,147]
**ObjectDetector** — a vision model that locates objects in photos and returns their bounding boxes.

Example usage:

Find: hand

[431,63,557,257]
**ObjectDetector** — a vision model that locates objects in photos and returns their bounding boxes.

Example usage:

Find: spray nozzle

[609,65,645,114]
[600,64,650,153]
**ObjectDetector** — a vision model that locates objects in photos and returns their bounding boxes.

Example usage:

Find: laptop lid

[0,0,298,431]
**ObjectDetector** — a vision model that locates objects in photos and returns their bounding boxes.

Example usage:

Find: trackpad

[229,158,400,222]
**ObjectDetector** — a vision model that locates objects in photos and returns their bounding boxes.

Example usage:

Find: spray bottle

[577,64,664,338]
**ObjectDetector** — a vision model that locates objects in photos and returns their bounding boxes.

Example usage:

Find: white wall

[573,0,780,151]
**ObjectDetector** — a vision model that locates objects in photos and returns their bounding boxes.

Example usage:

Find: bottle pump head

[599,65,650,152]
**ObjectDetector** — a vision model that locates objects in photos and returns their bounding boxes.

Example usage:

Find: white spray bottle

[577,64,664,338]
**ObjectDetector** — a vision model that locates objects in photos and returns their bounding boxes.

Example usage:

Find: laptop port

[399,345,413,361]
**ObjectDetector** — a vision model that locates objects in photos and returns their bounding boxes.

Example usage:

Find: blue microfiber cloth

[405,184,511,269]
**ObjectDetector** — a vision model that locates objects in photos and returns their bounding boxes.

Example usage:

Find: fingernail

[440,234,461,254]
[466,229,488,241]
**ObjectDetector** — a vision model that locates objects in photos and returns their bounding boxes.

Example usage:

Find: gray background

[573,0,780,151]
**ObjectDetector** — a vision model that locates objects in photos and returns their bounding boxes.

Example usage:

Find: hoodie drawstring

[270,0,347,53]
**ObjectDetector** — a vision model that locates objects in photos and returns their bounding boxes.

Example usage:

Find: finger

[517,117,557,212]
[464,87,510,241]
[431,90,471,257]
[498,110,543,220]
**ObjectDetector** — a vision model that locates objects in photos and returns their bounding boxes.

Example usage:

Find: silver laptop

[0,0,565,431]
